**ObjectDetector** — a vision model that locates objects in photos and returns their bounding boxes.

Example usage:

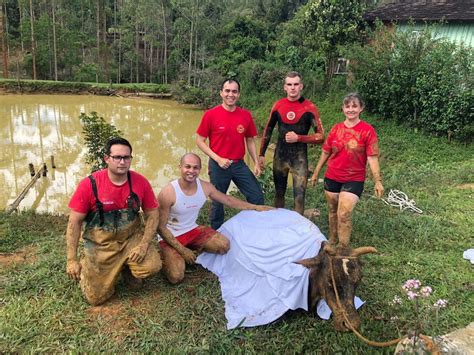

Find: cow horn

[350,246,378,257]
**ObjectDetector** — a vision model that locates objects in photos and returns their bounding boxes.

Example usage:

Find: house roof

[364,0,474,22]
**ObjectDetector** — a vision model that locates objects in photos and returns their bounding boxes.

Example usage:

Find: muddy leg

[273,158,290,208]
[324,191,339,245]
[161,247,185,284]
[337,192,359,247]
[126,234,162,279]
[80,246,123,306]
[292,159,308,215]
[201,232,230,254]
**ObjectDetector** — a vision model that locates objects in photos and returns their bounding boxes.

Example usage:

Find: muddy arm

[65,210,86,280]
[157,185,196,264]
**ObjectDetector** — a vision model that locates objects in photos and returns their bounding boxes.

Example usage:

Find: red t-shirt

[68,169,158,214]
[322,120,379,183]
[196,105,258,160]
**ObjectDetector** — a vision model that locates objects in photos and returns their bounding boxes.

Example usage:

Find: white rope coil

[381,189,423,214]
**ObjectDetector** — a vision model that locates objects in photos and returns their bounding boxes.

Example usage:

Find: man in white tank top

[157,153,273,284]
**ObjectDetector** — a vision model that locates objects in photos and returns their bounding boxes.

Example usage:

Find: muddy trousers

[80,232,161,306]
[273,155,308,215]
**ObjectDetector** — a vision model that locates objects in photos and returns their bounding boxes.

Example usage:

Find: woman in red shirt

[310,93,384,247]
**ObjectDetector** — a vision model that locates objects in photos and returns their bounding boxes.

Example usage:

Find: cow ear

[294,257,320,268]
[323,243,337,255]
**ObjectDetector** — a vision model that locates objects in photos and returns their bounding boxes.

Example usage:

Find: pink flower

[403,279,421,291]
[421,286,432,297]
[407,291,418,300]
[433,299,448,308]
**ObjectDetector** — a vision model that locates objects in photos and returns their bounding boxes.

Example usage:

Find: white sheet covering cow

[197,208,326,329]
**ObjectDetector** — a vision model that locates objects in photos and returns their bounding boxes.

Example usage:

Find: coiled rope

[381,189,423,214]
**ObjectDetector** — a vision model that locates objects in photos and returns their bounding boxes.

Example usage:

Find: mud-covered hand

[180,247,197,264]
[374,181,384,198]
[66,259,81,281]
[310,171,319,187]
[128,243,149,263]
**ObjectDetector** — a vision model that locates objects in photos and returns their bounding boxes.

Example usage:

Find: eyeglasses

[109,155,133,162]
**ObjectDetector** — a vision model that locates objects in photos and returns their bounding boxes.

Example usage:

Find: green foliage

[213,16,270,76]
[79,112,122,173]
[171,80,215,107]
[0,78,90,93]
[73,63,99,83]
[347,25,474,142]
[0,79,171,95]
[276,0,367,86]
[256,164,275,196]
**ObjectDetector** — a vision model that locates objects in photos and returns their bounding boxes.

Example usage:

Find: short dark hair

[285,71,302,83]
[105,137,133,155]
[221,78,240,92]
[343,93,365,108]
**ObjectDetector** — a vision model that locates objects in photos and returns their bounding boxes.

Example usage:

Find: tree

[278,0,367,89]
[28,0,36,79]
[0,0,8,78]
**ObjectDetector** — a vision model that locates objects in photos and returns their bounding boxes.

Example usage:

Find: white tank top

[167,179,207,237]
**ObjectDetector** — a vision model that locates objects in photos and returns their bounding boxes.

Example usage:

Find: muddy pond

[1,95,216,214]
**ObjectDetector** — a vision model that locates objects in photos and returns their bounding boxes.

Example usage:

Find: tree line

[0,0,377,87]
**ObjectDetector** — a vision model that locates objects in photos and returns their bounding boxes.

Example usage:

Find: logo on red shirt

[236,124,245,133]
[286,111,296,120]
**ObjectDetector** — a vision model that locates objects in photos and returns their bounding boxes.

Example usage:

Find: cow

[296,242,378,332]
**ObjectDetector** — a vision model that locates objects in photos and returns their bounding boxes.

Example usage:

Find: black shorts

[324,177,364,198]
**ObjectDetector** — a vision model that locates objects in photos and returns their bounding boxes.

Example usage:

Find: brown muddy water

[1,95,208,214]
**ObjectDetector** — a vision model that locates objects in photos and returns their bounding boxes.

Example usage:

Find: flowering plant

[390,279,448,352]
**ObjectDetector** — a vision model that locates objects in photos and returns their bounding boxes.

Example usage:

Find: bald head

[180,153,202,168]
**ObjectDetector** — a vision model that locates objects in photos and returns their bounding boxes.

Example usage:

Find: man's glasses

[109,155,133,162]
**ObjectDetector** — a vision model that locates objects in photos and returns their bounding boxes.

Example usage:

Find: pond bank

[0,79,171,98]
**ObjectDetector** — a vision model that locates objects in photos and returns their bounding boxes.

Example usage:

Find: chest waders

[79,171,157,306]
[83,171,142,247]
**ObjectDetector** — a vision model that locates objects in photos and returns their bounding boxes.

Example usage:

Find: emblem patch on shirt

[236,124,245,133]
[286,111,296,120]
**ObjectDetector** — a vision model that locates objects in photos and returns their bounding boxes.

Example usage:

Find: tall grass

[1,94,473,353]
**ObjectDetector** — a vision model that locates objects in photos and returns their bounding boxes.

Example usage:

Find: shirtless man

[157,153,272,284]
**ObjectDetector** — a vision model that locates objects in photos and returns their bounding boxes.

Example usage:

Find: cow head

[295,242,377,332]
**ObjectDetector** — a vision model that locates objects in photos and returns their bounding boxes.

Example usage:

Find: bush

[347,24,473,142]
[79,112,122,172]
[73,63,99,82]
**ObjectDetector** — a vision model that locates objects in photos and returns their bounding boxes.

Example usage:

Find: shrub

[347,24,473,142]
[79,112,122,172]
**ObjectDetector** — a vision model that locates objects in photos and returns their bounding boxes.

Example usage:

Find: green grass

[1,94,473,353]
[0,78,171,95]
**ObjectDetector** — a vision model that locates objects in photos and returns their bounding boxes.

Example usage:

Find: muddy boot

[121,266,143,290]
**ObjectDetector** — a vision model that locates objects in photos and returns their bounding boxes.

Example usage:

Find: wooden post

[29,163,35,176]
[42,163,48,177]
[50,155,56,169]
[5,164,46,214]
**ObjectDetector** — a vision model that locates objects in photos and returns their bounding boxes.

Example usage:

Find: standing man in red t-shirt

[66,137,161,306]
[259,72,324,215]
[196,79,264,230]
